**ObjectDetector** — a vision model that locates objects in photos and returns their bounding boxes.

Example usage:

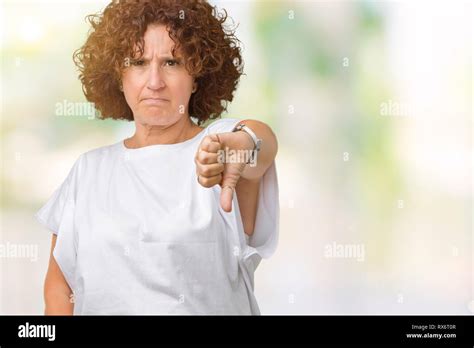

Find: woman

[35,0,279,315]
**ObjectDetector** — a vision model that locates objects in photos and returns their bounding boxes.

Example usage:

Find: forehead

[142,23,176,56]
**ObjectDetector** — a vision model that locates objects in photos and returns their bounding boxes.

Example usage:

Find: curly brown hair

[73,0,244,125]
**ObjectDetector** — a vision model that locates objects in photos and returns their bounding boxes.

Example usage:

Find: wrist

[223,129,254,151]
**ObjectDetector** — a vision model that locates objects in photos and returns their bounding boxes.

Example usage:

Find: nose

[147,62,166,91]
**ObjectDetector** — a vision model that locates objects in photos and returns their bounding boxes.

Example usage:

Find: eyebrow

[142,53,180,60]
[135,55,181,61]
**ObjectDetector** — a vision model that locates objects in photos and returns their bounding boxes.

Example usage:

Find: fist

[194,133,247,212]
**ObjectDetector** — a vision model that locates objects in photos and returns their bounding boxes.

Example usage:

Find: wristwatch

[231,123,262,164]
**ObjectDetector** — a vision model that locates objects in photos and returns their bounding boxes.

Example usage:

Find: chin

[137,111,180,126]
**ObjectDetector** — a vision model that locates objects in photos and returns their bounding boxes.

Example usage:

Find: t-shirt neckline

[119,127,206,156]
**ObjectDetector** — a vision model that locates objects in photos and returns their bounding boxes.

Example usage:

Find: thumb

[219,161,245,213]
[220,186,234,213]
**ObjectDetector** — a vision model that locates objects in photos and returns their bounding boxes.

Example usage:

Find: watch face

[233,124,244,132]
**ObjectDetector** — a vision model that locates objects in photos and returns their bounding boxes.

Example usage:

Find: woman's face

[121,24,196,126]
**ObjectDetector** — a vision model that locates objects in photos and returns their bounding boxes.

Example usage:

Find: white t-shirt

[35,117,279,315]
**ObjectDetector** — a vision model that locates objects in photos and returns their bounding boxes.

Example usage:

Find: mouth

[142,97,169,101]
[141,97,170,105]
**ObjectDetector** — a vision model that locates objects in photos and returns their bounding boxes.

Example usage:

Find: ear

[192,82,198,93]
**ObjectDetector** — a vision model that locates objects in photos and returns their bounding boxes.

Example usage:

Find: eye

[130,59,145,66]
[165,59,179,67]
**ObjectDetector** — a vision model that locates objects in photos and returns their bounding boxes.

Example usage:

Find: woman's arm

[232,120,277,236]
[235,176,260,236]
[44,234,74,315]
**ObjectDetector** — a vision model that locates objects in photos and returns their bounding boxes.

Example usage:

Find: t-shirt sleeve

[34,154,83,291]
[245,160,279,259]
[34,155,82,235]
[232,157,279,276]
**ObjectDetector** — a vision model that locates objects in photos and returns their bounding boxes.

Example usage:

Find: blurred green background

[0,0,472,314]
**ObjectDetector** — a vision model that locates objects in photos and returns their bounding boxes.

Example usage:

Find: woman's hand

[195,120,278,214]
[194,130,254,212]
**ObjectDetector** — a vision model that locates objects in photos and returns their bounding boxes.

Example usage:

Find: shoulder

[73,141,122,174]
[83,141,122,160]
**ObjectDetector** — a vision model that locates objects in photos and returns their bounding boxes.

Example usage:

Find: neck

[125,116,202,149]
